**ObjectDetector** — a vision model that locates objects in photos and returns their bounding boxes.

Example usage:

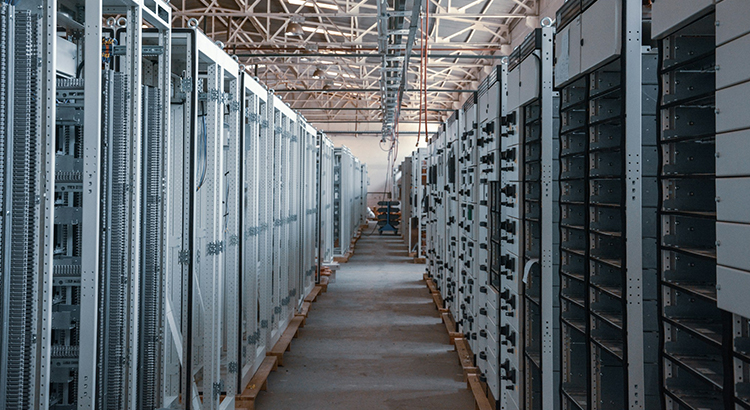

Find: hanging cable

[424,1,430,143]
[196,101,208,191]
[417,9,424,147]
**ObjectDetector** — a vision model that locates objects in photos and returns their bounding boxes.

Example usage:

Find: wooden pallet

[454,337,478,380]
[441,312,463,344]
[233,268,333,408]
[426,273,493,409]
[266,315,304,366]
[426,279,438,294]
[295,301,312,327]
[304,285,323,303]
[466,373,493,410]
[320,275,330,292]
[333,252,352,263]
[431,292,444,310]
[235,356,278,410]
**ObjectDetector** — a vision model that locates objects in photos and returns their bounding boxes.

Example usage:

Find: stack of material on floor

[377,200,400,234]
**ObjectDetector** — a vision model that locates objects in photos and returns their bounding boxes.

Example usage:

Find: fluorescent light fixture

[288,0,339,10]
[301,26,351,38]
[319,60,334,65]
[326,71,337,76]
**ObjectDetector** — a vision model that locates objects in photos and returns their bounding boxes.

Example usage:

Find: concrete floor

[255,227,474,410]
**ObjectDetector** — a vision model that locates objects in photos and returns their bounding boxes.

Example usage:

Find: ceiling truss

[172,0,538,134]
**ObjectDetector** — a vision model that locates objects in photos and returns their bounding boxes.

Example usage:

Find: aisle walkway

[254,226,474,410]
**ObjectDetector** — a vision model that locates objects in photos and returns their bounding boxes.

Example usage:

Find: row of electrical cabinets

[333,146,368,256]
[423,0,750,409]
[398,148,428,256]
[0,2,366,409]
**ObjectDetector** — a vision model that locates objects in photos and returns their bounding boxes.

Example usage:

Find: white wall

[329,134,427,196]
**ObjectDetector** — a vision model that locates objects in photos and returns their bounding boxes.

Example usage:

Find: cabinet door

[717,0,750,45]
[717,129,750,177]
[717,178,750,224]
[652,0,715,40]
[718,222,750,271]
[554,25,571,86]
[716,81,750,133]
[554,17,582,87]
[518,56,541,107]
[716,33,750,89]
[507,67,522,112]
[580,0,621,73]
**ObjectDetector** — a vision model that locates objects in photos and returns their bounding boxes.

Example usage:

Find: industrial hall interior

[4,0,750,409]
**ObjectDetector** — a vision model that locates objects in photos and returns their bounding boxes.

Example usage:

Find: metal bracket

[178,249,190,265]
[260,320,268,328]
[228,362,238,374]
[180,77,193,93]
[207,241,224,255]
[229,235,239,246]
[112,45,164,56]
[213,380,224,399]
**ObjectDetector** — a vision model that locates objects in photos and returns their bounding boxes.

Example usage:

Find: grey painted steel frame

[624,0,645,407]
[37,2,58,407]
[77,1,104,407]
[140,16,172,410]
[539,25,558,410]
